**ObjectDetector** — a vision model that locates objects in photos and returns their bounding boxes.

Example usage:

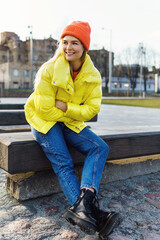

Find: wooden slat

[0,110,28,125]
[0,104,24,109]
[0,125,31,133]
[0,131,160,174]
[0,110,97,126]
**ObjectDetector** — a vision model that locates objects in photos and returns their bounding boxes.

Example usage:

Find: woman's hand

[55,100,67,112]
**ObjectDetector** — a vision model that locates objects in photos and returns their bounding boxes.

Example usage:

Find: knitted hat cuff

[60,21,91,51]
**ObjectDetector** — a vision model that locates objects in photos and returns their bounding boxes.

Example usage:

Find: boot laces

[92,196,111,221]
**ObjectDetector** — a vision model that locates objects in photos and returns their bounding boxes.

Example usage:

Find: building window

[38,55,43,61]
[17,55,21,61]
[34,55,38,61]
[25,55,28,63]
[13,81,18,88]
[13,69,19,77]
[2,55,6,62]
[46,45,51,52]
[33,70,37,78]
[23,70,29,77]
[23,82,29,89]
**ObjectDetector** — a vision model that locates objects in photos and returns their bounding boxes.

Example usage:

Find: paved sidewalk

[0,169,160,239]
[0,100,160,239]
[88,104,160,135]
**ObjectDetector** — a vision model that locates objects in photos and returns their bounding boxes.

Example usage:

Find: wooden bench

[0,109,97,133]
[0,131,160,201]
[1,131,160,174]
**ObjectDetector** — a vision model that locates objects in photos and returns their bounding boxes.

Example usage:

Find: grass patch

[101,98,160,109]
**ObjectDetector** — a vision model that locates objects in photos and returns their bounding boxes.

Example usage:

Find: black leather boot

[76,191,122,239]
[90,200,122,239]
[96,210,122,239]
[62,189,97,235]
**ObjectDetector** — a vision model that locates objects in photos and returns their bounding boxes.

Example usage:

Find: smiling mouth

[66,52,74,56]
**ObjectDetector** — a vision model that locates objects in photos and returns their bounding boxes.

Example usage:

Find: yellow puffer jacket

[24,54,102,134]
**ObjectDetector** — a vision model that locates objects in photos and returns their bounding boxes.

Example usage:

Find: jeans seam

[75,133,100,189]
[61,168,79,201]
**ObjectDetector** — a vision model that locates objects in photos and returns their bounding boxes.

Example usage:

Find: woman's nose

[67,43,72,50]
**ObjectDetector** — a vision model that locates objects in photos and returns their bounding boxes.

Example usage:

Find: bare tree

[115,47,140,96]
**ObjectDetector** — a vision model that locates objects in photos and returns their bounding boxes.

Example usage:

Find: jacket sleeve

[64,82,102,122]
[33,65,66,122]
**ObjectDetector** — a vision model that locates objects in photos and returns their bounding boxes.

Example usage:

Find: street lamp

[139,42,145,98]
[28,26,33,88]
[108,30,112,93]
[101,28,112,93]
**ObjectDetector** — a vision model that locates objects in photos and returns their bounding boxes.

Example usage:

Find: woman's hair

[80,44,87,62]
[48,40,63,63]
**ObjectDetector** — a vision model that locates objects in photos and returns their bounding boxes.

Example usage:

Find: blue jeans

[31,123,109,205]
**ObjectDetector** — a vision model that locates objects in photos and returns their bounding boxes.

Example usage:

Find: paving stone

[144,192,160,199]
[5,219,31,232]
[148,224,160,231]
[40,199,53,205]
[146,181,160,191]
[146,199,160,209]
[59,229,79,239]
[29,217,60,240]
[108,234,134,240]
[81,235,99,240]
[108,200,123,210]
[0,209,14,226]
[132,202,149,212]
[11,205,37,218]
[149,211,160,218]
[142,232,160,240]
[45,206,60,216]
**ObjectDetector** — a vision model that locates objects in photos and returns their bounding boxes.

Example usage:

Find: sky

[0,0,160,65]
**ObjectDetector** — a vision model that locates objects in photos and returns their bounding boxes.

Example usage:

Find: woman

[25,21,121,238]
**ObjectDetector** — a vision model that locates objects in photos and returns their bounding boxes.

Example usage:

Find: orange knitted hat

[60,21,91,51]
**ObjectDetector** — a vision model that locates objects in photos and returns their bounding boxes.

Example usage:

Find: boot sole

[98,212,122,238]
[62,209,97,235]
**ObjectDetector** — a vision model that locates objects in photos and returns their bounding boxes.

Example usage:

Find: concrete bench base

[6,154,160,201]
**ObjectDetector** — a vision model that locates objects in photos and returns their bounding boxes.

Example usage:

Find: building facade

[0,32,111,90]
[110,77,155,95]
[0,32,58,89]
[112,64,155,94]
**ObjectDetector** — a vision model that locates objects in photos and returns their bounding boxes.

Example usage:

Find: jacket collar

[52,54,101,89]
[78,54,101,83]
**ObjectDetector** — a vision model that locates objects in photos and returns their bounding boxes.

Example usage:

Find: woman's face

[62,35,84,63]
